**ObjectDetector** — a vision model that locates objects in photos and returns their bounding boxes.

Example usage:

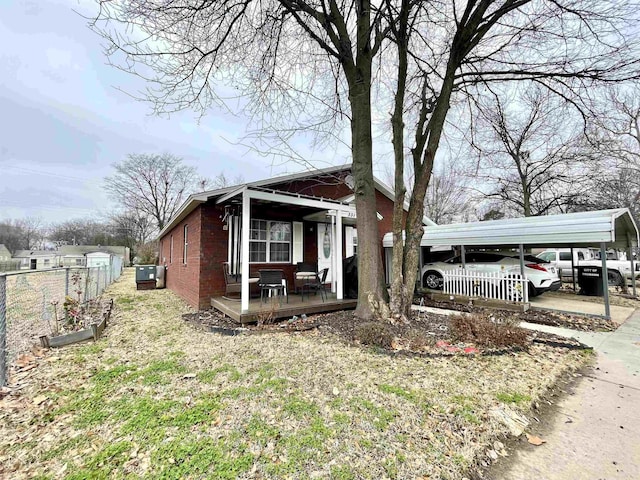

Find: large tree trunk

[350,82,389,320]
[346,0,389,321]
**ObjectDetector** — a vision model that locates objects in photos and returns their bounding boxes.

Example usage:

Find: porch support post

[600,242,611,320]
[241,192,251,312]
[336,212,343,300]
[627,234,636,297]
[331,215,336,293]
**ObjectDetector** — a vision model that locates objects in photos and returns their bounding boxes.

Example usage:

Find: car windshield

[537,252,555,262]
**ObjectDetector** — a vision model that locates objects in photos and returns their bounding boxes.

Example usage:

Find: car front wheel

[608,271,623,287]
[423,271,443,290]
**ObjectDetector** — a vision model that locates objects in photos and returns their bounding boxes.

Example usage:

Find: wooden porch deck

[211,292,357,324]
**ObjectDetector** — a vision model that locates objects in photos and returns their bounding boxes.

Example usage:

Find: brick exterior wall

[159,171,405,309]
[159,207,202,308]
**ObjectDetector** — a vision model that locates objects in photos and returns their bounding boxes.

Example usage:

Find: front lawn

[0,269,590,479]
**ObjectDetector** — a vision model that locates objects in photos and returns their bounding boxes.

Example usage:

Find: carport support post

[461,245,466,268]
[627,234,636,297]
[570,247,576,291]
[518,244,525,276]
[600,243,611,320]
[241,192,251,312]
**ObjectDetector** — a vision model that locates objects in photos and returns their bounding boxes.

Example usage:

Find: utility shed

[383,208,639,319]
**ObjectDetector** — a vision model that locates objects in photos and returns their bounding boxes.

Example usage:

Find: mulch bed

[415,295,617,332]
[183,306,588,356]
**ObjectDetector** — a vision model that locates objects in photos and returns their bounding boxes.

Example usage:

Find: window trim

[183,225,188,265]
[249,219,292,264]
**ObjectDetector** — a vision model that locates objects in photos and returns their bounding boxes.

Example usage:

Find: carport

[383,208,639,320]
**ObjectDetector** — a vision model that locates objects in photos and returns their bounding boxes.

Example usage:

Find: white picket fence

[442,269,529,304]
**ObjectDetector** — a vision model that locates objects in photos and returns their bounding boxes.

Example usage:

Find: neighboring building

[58,245,131,267]
[13,250,62,270]
[157,165,435,310]
[86,252,113,268]
[11,245,130,270]
[0,244,11,262]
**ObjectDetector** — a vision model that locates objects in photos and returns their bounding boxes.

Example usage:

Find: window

[183,225,188,264]
[170,235,174,263]
[43,259,50,266]
[538,252,556,262]
[75,259,82,265]
[559,252,571,261]
[352,231,358,255]
[249,220,291,263]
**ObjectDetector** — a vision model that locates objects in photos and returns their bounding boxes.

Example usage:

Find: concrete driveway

[529,294,635,324]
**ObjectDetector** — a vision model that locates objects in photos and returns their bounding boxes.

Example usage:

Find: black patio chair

[302,268,329,302]
[258,269,288,304]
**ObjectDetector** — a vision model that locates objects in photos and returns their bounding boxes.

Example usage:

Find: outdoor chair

[302,267,329,302]
[294,262,318,293]
[258,269,288,304]
[223,262,241,297]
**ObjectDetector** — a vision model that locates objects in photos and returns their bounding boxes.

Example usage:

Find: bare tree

[104,153,200,230]
[574,85,640,219]
[384,2,640,319]
[470,86,590,216]
[0,217,45,252]
[424,165,472,225]
[90,1,640,320]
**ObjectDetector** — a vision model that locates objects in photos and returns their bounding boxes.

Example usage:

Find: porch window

[249,220,291,263]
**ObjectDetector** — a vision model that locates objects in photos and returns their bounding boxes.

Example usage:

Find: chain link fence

[0,256,123,386]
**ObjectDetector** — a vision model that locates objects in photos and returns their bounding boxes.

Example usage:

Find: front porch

[211,293,357,324]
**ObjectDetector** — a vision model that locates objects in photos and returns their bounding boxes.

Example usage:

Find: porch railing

[442,269,529,304]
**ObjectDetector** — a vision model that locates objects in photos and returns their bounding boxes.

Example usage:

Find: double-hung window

[249,220,291,263]
[183,225,188,264]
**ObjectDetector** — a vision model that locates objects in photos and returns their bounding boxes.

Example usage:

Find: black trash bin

[343,255,358,299]
[577,266,604,296]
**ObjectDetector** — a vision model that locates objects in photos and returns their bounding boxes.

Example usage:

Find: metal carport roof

[383,208,639,249]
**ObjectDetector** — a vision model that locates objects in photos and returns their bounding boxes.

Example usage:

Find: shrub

[353,322,394,349]
[449,314,528,349]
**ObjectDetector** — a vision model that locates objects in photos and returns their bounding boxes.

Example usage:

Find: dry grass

[0,269,590,479]
[449,314,529,349]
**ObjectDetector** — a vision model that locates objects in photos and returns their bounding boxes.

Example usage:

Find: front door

[317,223,333,284]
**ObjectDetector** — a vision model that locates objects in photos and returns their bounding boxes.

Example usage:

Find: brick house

[157,165,435,318]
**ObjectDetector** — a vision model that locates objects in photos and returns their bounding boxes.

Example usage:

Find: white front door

[317,222,333,284]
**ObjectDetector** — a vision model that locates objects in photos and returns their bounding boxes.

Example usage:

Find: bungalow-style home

[13,250,62,270]
[158,165,435,322]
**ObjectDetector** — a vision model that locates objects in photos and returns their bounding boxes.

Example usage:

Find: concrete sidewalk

[495,311,640,479]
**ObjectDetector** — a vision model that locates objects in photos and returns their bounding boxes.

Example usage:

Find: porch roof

[158,164,436,238]
[382,208,639,249]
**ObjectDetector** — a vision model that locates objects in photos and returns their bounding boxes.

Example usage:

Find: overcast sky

[0,0,353,224]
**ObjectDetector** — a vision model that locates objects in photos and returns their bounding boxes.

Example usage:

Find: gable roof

[0,244,11,257]
[59,245,127,257]
[159,164,436,238]
[13,250,58,258]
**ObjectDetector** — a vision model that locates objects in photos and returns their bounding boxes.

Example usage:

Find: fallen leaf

[332,387,340,396]
[526,433,546,446]
[33,395,48,406]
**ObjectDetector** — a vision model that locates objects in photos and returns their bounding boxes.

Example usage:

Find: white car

[421,252,561,297]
